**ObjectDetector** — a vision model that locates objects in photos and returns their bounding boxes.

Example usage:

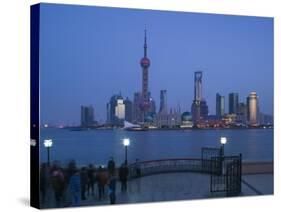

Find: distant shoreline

[42,126,274,131]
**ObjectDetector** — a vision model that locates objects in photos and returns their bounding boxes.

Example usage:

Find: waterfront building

[259,113,273,125]
[107,94,125,126]
[191,100,200,124]
[216,93,225,117]
[199,99,209,119]
[148,92,156,114]
[237,102,247,125]
[229,93,239,114]
[124,97,133,122]
[191,71,209,123]
[194,71,202,101]
[115,97,125,120]
[247,92,259,126]
[156,109,181,128]
[180,112,193,128]
[106,102,110,124]
[191,71,202,124]
[133,92,142,123]
[223,114,237,125]
[159,90,168,114]
[81,105,95,127]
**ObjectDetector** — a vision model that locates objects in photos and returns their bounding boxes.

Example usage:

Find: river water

[40,128,273,166]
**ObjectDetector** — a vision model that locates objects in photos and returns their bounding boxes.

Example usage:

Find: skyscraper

[159,90,167,114]
[107,94,125,125]
[229,93,239,114]
[81,105,94,127]
[194,71,202,101]
[237,102,247,124]
[247,92,259,126]
[139,29,151,121]
[133,92,142,123]
[191,71,208,123]
[216,93,225,117]
[115,97,125,120]
[124,97,133,122]
[200,99,209,119]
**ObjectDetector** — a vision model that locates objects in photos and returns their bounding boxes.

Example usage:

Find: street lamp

[44,139,53,166]
[220,137,227,175]
[123,138,130,165]
[220,137,227,156]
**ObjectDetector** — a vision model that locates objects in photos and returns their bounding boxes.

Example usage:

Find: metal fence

[128,158,214,178]
[127,152,242,197]
[210,154,242,196]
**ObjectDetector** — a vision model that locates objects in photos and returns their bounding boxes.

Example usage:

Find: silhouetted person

[69,168,81,207]
[107,157,115,175]
[108,173,117,204]
[51,165,65,207]
[80,167,88,200]
[65,160,77,184]
[119,163,129,192]
[87,164,96,196]
[96,166,108,200]
[40,163,49,205]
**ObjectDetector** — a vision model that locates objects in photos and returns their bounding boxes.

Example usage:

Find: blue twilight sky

[39,3,273,125]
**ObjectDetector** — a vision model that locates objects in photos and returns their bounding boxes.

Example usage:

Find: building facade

[159,90,168,114]
[107,94,125,126]
[155,109,181,128]
[216,93,225,117]
[81,105,95,127]
[229,93,239,114]
[191,71,209,124]
[236,102,247,124]
[124,97,133,122]
[247,92,259,126]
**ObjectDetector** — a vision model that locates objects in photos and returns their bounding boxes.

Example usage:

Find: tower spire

[144,28,147,57]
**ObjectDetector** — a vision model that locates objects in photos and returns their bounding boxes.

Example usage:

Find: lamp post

[220,137,227,175]
[220,137,227,157]
[123,138,130,165]
[44,139,53,166]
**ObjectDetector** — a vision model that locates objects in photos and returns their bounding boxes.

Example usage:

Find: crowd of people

[40,157,141,207]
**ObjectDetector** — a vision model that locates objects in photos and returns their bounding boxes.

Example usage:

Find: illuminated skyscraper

[247,92,259,126]
[115,97,125,120]
[159,90,167,114]
[107,94,125,125]
[216,93,225,117]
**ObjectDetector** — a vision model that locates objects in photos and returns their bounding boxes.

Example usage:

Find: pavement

[41,172,273,208]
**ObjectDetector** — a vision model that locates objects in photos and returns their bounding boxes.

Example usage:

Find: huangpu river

[40,128,273,166]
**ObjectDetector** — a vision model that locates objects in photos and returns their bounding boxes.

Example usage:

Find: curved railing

[128,158,214,178]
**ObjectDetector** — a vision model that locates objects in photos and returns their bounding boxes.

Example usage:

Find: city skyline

[39,4,273,125]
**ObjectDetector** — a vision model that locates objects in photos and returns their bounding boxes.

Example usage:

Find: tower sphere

[140,57,150,68]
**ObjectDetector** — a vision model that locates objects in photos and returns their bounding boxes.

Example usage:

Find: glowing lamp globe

[44,139,53,148]
[220,137,227,145]
[123,138,130,146]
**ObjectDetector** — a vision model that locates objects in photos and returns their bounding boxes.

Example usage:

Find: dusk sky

[39,3,273,125]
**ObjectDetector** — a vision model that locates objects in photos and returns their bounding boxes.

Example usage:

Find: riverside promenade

[41,161,273,208]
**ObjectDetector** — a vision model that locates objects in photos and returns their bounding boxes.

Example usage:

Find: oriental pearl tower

[139,28,151,122]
